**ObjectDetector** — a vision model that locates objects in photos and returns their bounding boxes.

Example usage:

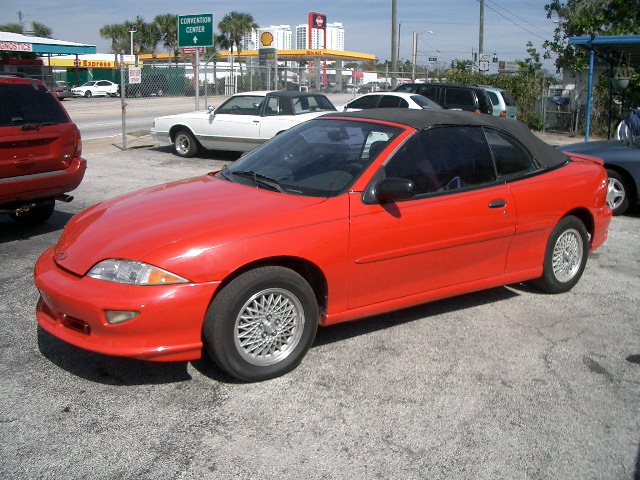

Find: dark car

[394,83,493,114]
[560,139,640,215]
[0,74,86,225]
[125,73,168,97]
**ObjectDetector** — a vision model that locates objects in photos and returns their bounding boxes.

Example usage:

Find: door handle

[488,199,507,208]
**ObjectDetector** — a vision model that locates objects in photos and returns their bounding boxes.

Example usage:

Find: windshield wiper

[19,122,57,131]
[230,170,285,193]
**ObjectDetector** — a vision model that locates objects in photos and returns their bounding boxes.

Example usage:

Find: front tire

[532,215,588,294]
[203,266,319,382]
[173,130,199,158]
[84,91,92,98]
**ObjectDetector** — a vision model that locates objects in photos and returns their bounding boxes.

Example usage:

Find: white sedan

[151,91,337,157]
[342,92,442,112]
[71,80,119,98]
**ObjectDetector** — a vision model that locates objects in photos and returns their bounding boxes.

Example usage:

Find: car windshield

[219,118,403,197]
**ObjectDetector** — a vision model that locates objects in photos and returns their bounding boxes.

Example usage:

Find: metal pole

[195,48,200,110]
[479,0,484,55]
[119,51,127,150]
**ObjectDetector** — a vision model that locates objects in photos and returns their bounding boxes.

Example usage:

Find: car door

[95,81,113,96]
[203,94,263,151]
[348,126,516,309]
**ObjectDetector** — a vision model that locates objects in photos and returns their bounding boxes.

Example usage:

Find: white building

[295,22,345,50]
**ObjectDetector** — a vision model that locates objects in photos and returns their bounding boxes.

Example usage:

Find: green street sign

[178,14,214,48]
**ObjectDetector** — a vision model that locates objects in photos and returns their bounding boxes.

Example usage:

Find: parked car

[151,90,337,157]
[358,82,391,94]
[125,74,167,97]
[560,139,640,215]
[0,74,86,225]
[342,92,442,111]
[394,83,493,114]
[52,80,73,100]
[71,80,119,98]
[35,108,611,382]
[478,85,518,120]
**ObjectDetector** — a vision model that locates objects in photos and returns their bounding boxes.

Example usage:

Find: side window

[416,85,437,100]
[384,127,496,197]
[265,97,280,115]
[378,95,400,108]
[217,96,264,115]
[444,88,474,108]
[348,95,379,109]
[484,128,537,178]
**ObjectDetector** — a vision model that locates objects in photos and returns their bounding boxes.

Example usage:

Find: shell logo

[260,32,274,47]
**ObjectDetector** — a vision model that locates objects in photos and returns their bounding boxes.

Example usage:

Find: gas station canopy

[0,31,96,55]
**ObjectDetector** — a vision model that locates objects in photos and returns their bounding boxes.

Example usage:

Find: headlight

[87,259,189,285]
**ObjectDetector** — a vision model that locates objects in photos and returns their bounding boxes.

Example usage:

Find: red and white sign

[128,67,142,84]
[0,41,32,52]
[181,47,205,54]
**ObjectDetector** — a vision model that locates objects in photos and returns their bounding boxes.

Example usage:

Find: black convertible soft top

[327,108,569,169]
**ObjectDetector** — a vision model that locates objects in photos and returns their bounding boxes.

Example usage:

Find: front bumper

[34,246,220,362]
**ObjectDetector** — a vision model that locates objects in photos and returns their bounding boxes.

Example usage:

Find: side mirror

[374,177,416,203]
[207,105,215,114]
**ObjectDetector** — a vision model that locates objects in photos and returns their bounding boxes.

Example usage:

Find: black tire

[84,90,92,98]
[9,201,55,226]
[532,215,589,294]
[203,266,319,382]
[173,130,199,158]
[605,169,630,216]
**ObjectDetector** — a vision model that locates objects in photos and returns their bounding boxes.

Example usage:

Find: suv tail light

[74,128,83,157]
[499,111,507,118]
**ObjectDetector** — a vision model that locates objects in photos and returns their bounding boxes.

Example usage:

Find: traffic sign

[178,14,213,48]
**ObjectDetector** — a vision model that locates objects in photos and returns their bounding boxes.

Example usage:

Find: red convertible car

[34,109,611,382]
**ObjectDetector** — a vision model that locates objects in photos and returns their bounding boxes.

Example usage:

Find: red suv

[1,74,86,226]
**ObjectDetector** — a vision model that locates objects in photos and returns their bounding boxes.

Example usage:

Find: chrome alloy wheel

[551,228,584,283]
[175,133,192,156]
[234,288,305,366]
[606,176,626,211]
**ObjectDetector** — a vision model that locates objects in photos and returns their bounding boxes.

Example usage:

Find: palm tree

[100,24,126,64]
[218,11,258,89]
[31,22,52,38]
[154,14,179,65]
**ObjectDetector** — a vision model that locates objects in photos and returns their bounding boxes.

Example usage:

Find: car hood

[52,175,329,276]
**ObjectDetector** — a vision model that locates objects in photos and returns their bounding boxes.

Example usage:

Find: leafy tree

[544,0,640,73]
[519,41,543,75]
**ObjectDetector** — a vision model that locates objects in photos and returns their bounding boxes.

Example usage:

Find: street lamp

[129,29,137,56]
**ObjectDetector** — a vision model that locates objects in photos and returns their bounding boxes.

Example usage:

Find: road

[0,111,639,479]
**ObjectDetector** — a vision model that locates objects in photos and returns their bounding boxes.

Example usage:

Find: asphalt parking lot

[1,140,639,479]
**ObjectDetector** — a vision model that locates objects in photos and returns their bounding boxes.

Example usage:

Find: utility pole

[479,0,484,55]
[412,32,417,82]
[391,0,397,88]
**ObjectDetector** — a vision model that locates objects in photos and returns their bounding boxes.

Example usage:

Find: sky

[1,0,559,72]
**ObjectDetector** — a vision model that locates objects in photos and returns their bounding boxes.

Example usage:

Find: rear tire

[173,130,199,158]
[203,266,319,382]
[532,215,588,294]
